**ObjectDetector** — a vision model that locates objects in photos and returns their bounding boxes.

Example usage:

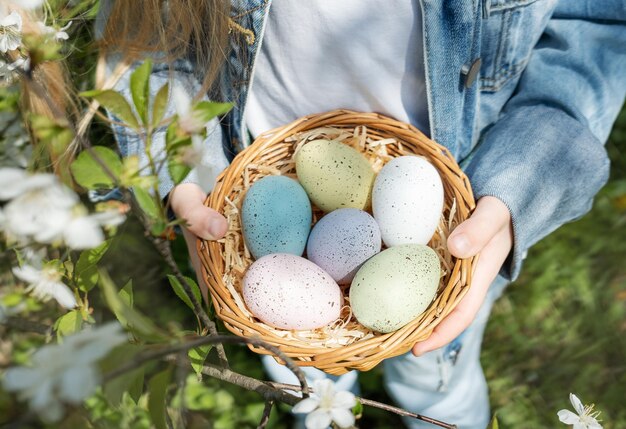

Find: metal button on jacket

[461,58,482,88]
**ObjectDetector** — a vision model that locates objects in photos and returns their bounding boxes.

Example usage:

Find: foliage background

[1,1,625,428]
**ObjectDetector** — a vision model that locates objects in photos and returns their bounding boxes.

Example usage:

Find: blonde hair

[98,0,231,96]
[15,1,231,177]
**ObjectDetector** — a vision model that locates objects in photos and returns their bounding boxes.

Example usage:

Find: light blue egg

[242,175,312,259]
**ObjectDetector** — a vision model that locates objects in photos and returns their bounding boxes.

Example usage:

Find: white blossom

[10,0,45,10]
[0,168,59,200]
[36,20,72,41]
[292,379,357,429]
[12,264,77,309]
[0,168,125,249]
[171,84,205,134]
[2,322,127,422]
[0,11,22,53]
[7,55,29,73]
[90,209,127,228]
[558,393,603,429]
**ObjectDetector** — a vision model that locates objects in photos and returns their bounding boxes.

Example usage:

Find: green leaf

[193,101,233,124]
[188,345,212,377]
[54,310,82,341]
[111,281,132,328]
[99,270,167,342]
[168,160,191,185]
[119,280,134,308]
[133,186,161,220]
[130,59,152,126]
[489,415,499,429]
[30,115,74,155]
[100,344,144,406]
[164,123,193,159]
[352,399,363,418]
[150,221,168,237]
[148,367,172,429]
[70,146,123,189]
[151,82,170,129]
[167,275,202,311]
[81,89,140,130]
[76,240,110,292]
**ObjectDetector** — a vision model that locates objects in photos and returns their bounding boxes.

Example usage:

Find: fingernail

[208,219,225,240]
[450,233,470,255]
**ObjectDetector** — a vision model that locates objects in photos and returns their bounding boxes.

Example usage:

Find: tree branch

[102,334,309,398]
[257,400,274,429]
[148,234,229,368]
[1,317,53,336]
[266,382,458,429]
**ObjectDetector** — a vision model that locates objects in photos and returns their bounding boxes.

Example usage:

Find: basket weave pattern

[198,110,476,375]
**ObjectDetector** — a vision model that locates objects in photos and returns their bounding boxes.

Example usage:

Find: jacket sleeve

[464,2,626,280]
[95,0,230,198]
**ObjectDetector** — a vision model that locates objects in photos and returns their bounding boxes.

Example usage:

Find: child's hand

[169,183,228,241]
[169,183,228,302]
[412,196,513,356]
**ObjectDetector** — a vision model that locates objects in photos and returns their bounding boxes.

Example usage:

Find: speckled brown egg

[295,139,376,212]
[242,254,342,330]
[349,244,440,333]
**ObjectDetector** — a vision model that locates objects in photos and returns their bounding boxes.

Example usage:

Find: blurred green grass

[482,107,626,428]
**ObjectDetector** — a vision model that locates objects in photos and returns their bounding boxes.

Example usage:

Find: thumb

[169,183,228,240]
[447,196,511,258]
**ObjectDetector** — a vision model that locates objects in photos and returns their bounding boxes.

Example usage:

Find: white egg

[372,156,444,246]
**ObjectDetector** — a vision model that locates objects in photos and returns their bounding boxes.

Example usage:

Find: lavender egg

[242,254,342,330]
[306,208,382,284]
[241,175,312,260]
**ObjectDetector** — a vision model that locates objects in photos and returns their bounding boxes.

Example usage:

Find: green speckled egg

[295,139,375,212]
[349,244,440,333]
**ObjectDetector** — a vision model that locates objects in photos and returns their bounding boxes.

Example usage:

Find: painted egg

[372,156,444,246]
[295,139,376,212]
[241,175,312,260]
[242,254,342,330]
[307,208,381,285]
[349,244,440,333]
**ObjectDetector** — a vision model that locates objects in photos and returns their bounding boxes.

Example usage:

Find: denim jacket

[97,0,626,281]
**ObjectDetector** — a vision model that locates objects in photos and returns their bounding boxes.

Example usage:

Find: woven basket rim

[198,109,476,375]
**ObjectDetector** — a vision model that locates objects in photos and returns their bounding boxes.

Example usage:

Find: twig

[257,400,274,429]
[149,234,230,369]
[102,334,309,398]
[198,363,301,406]
[266,382,458,429]
[1,317,53,336]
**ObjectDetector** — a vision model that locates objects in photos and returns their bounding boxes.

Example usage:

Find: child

[98,1,626,427]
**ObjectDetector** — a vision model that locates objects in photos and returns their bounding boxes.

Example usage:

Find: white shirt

[245,0,429,138]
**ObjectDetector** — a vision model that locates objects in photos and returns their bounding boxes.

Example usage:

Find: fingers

[169,183,228,241]
[412,220,513,356]
[447,196,511,258]
[412,230,511,356]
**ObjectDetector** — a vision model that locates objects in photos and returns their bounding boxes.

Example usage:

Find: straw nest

[198,110,476,375]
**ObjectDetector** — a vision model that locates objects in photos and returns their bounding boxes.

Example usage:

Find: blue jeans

[262,275,509,429]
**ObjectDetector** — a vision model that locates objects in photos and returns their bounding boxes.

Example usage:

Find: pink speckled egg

[242,254,342,330]
[307,208,382,285]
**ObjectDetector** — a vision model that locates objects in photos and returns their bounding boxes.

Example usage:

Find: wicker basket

[198,109,476,375]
